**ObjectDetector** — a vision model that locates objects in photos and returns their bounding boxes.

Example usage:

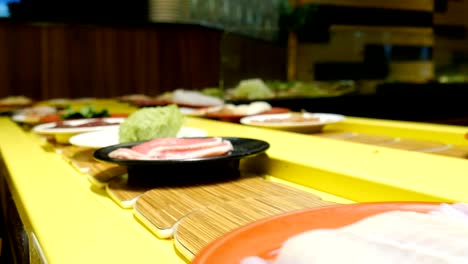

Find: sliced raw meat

[108,137,233,160]
[108,148,148,160]
[151,140,233,160]
[132,137,223,155]
[242,204,468,264]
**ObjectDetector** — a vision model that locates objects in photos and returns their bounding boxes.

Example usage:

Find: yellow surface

[327,116,468,146]
[1,119,185,264]
[1,101,468,263]
[185,117,468,203]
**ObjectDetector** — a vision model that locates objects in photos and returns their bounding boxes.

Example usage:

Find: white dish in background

[11,105,58,124]
[178,107,205,116]
[69,126,208,149]
[240,112,345,133]
[32,117,126,144]
[11,113,36,124]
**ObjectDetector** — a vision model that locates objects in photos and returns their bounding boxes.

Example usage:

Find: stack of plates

[148,0,191,22]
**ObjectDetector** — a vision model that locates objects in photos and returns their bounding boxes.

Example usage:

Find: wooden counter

[1,101,468,263]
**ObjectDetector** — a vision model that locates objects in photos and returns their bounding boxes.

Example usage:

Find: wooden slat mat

[338,134,396,145]
[318,131,467,159]
[54,145,126,186]
[174,195,336,260]
[133,176,326,239]
[379,138,450,152]
[106,174,152,209]
[316,131,356,139]
[431,145,468,158]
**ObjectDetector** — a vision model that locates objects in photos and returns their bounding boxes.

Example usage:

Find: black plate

[93,137,270,186]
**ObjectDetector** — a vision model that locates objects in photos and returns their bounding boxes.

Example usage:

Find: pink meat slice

[108,148,149,160]
[131,137,223,155]
[108,137,234,160]
[152,140,233,160]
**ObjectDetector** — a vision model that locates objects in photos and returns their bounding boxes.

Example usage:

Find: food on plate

[60,105,110,120]
[225,79,355,100]
[229,79,275,100]
[37,105,113,123]
[131,89,225,108]
[241,203,468,264]
[118,94,153,102]
[118,104,184,143]
[42,98,72,108]
[250,112,320,124]
[108,137,233,160]
[12,105,57,123]
[202,101,273,116]
[171,89,224,107]
[0,95,33,106]
[240,112,345,133]
[52,119,121,129]
[200,87,224,98]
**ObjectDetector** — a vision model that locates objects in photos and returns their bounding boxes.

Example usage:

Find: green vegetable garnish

[232,79,275,100]
[118,104,184,143]
[201,87,224,98]
[60,105,109,119]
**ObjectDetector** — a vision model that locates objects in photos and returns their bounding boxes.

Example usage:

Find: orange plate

[192,202,440,264]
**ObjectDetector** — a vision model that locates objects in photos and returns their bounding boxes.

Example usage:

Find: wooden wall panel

[0,25,9,97]
[0,23,221,100]
[6,25,43,99]
[297,0,434,11]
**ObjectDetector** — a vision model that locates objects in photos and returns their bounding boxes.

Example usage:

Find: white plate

[178,107,205,116]
[11,113,33,123]
[69,126,208,148]
[240,112,345,133]
[32,117,126,143]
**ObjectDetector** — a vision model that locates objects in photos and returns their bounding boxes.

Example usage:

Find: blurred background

[0,0,467,123]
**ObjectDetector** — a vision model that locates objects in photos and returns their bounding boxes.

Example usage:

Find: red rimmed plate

[38,112,128,123]
[204,107,291,123]
[192,202,440,264]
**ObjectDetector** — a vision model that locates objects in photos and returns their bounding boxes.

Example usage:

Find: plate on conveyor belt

[93,137,270,185]
[192,202,442,264]
[240,112,345,133]
[32,117,125,144]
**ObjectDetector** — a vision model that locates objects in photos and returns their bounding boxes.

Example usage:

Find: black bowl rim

[93,137,270,166]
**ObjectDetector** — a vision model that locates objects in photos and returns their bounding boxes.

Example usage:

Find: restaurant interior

[1,0,468,263]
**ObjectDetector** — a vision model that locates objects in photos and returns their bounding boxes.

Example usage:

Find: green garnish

[118,104,184,143]
[60,105,110,120]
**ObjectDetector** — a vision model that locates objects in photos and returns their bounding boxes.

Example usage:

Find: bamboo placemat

[133,176,326,239]
[379,138,449,152]
[318,131,467,159]
[174,195,336,260]
[431,145,468,159]
[54,144,126,186]
[338,134,397,145]
[316,131,357,139]
[106,174,152,209]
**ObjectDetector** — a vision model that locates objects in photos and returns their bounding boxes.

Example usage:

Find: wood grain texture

[296,0,434,11]
[174,195,336,259]
[336,134,397,145]
[106,174,152,209]
[431,145,468,158]
[0,23,221,100]
[56,145,126,182]
[380,138,449,152]
[317,131,468,158]
[133,176,325,237]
